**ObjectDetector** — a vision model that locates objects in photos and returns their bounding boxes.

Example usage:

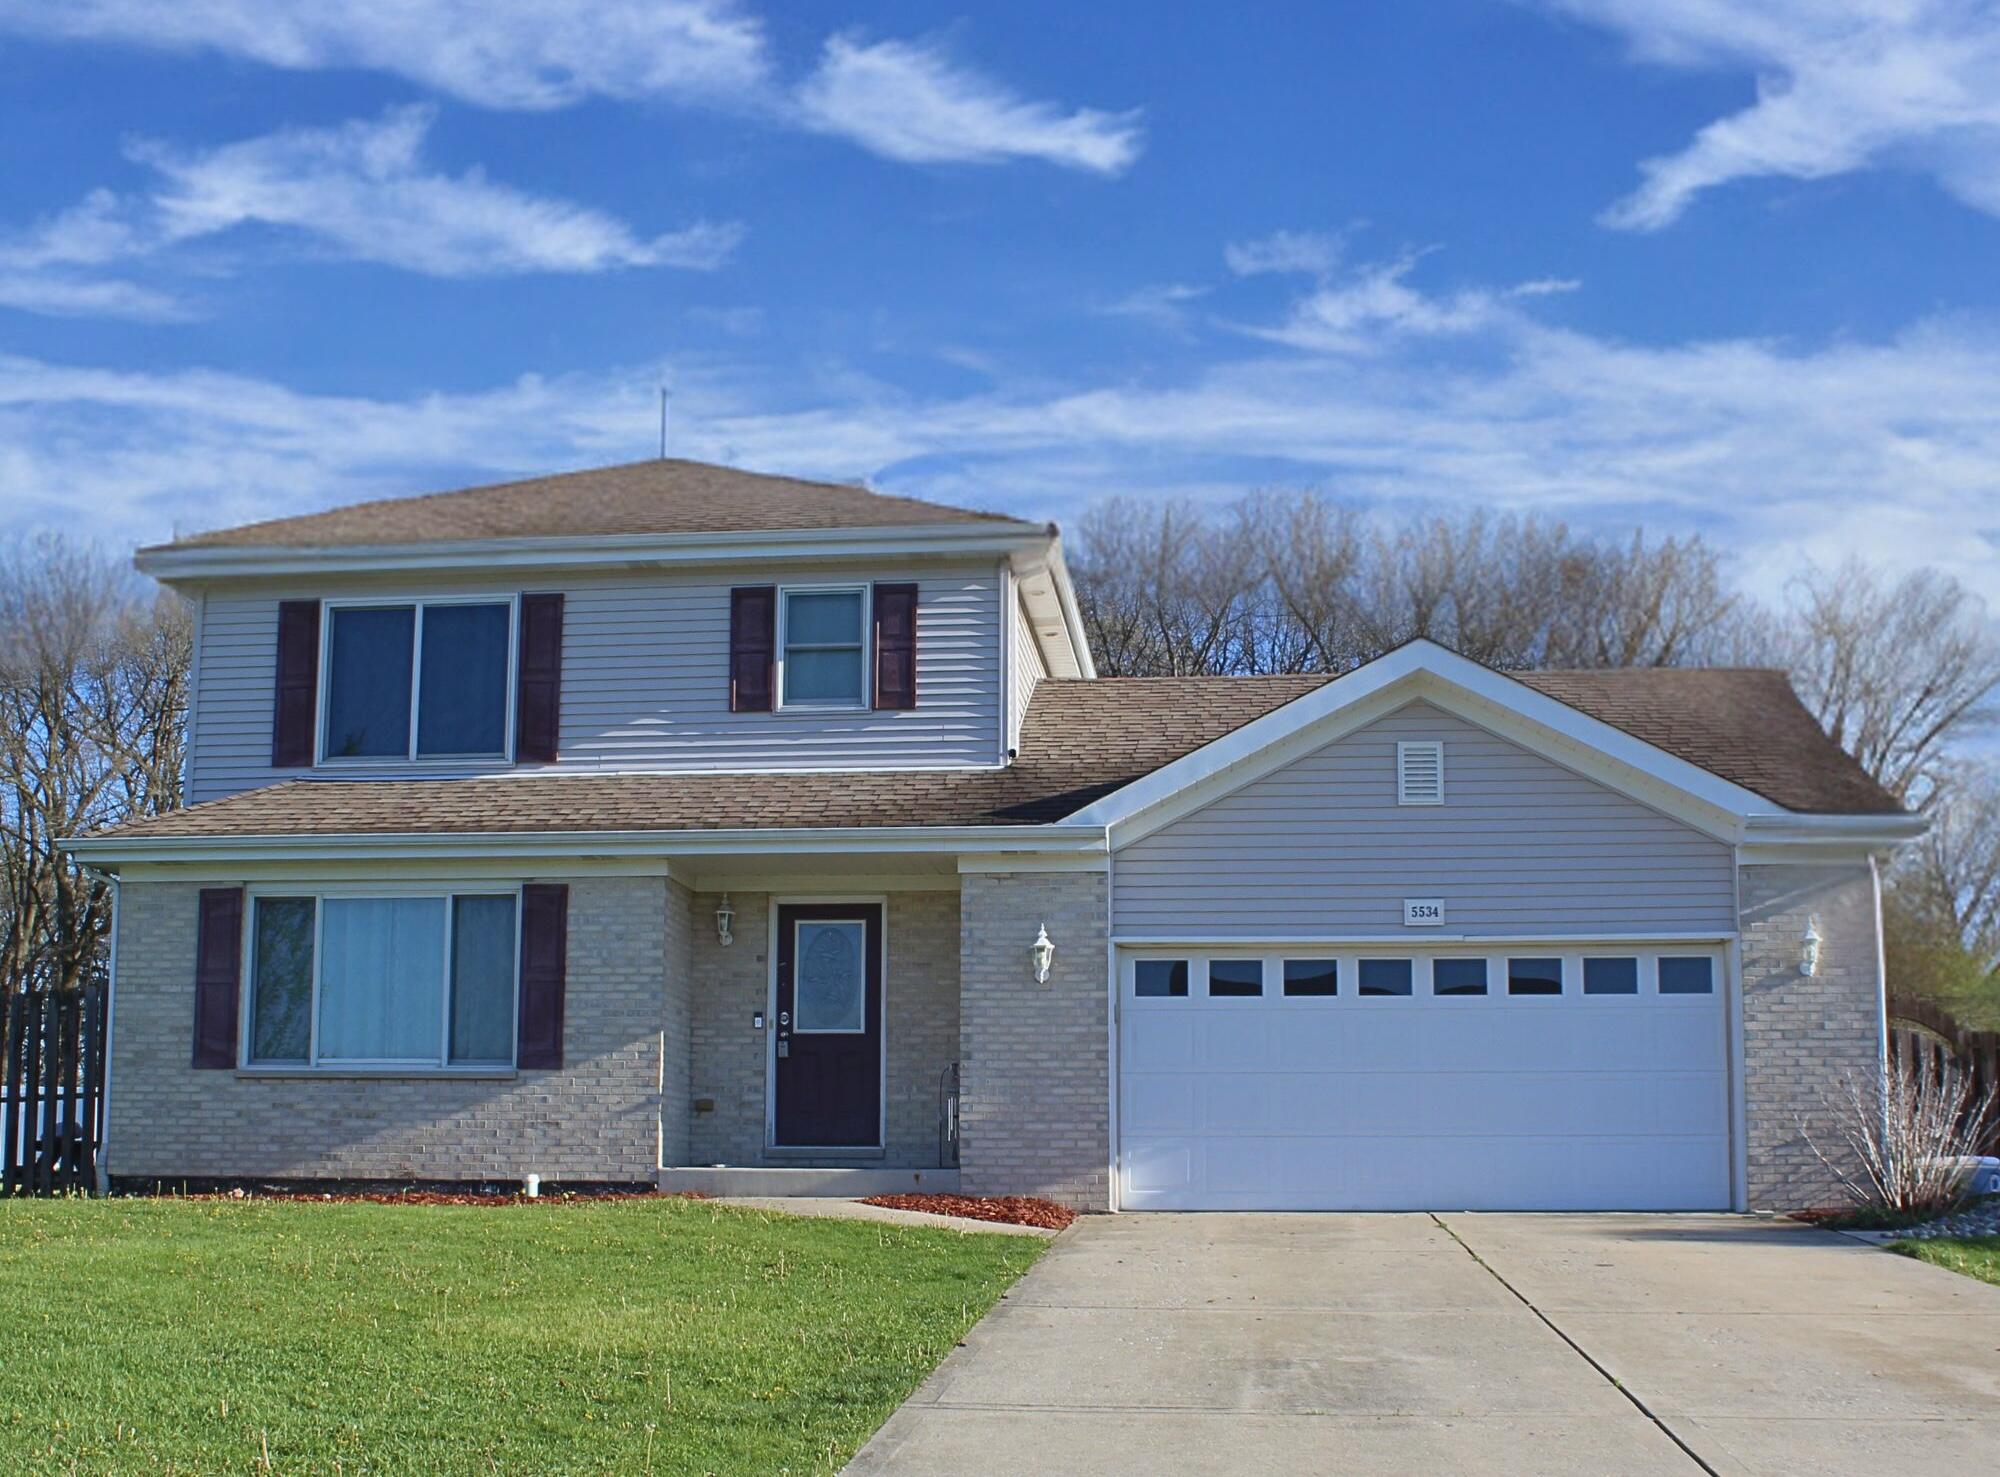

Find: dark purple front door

[773,903,882,1147]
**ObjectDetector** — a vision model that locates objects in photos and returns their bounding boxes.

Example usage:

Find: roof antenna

[658,386,670,460]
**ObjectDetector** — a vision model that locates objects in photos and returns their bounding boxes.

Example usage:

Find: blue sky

[2,1,1998,599]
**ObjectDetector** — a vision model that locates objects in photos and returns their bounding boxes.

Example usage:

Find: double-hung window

[244,890,520,1070]
[778,586,868,708]
[321,598,515,761]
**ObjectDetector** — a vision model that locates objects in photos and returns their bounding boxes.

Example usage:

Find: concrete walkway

[847,1212,2000,1475]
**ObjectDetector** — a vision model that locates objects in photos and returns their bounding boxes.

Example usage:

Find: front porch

[665,884,964,1188]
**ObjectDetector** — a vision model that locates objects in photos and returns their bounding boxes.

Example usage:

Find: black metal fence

[1,985,107,1195]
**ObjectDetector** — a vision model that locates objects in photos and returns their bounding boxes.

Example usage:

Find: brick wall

[107,877,668,1184]
[957,869,1110,1209]
[1739,861,1885,1209]
[684,889,958,1167]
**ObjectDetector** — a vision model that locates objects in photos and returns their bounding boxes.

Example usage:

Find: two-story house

[68,459,1921,1211]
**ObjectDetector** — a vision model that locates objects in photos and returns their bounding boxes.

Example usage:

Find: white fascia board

[1073,639,1900,851]
[136,521,1050,585]
[62,822,1108,868]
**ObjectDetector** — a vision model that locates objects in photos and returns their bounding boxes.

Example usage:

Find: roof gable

[1066,641,1908,848]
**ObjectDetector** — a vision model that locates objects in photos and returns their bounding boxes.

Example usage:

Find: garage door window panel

[1432,958,1488,996]
[1282,958,1338,997]
[1583,956,1639,996]
[1207,959,1264,998]
[1358,958,1414,997]
[1508,957,1564,996]
[1658,956,1715,995]
[1134,959,1190,998]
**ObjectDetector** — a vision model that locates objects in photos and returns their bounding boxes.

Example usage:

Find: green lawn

[0,1196,1043,1474]
[1891,1235,2000,1288]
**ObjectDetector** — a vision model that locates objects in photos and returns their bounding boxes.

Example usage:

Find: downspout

[94,868,120,1195]
[1102,824,1118,1212]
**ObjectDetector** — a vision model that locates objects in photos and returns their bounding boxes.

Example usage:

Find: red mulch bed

[858,1193,1077,1230]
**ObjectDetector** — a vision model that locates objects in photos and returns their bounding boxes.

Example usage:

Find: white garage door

[1118,945,1731,1211]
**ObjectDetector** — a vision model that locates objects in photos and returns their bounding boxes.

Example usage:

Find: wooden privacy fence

[0,985,107,1196]
[1887,994,2000,1158]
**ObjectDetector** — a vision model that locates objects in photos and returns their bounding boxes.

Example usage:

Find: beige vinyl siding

[1113,701,1735,938]
[1007,586,1045,753]
[187,562,1003,803]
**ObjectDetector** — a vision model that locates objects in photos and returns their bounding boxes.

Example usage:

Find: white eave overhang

[136,520,1054,585]
[61,822,1109,868]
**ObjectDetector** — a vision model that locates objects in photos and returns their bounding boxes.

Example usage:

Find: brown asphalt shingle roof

[92,666,1901,845]
[150,459,1034,551]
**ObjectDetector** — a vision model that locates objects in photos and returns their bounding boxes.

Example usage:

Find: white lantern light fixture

[1800,914,1823,977]
[1030,923,1055,985]
[715,893,735,947]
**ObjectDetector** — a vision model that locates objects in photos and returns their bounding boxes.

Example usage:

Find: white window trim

[238,881,523,1075]
[1396,739,1444,805]
[315,594,519,767]
[775,583,871,713]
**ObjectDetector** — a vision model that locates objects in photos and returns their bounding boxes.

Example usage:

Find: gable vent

[1397,741,1444,805]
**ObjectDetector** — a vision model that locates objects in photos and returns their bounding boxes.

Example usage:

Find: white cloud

[1100,283,1209,335]
[0,4,1146,175]
[0,106,738,306]
[0,0,770,110]
[11,282,2000,605]
[135,106,741,275]
[1225,230,1344,277]
[1237,254,1507,353]
[0,274,188,321]
[1541,0,2000,227]
[795,35,1142,173]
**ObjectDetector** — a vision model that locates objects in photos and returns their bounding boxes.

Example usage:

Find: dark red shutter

[516,883,569,1069]
[729,586,775,713]
[271,600,321,767]
[192,887,244,1069]
[873,582,918,710]
[514,593,564,763]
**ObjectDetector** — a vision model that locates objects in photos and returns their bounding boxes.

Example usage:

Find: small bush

[1804,1058,1996,1217]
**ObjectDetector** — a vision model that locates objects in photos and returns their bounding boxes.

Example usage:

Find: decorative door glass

[794,920,865,1031]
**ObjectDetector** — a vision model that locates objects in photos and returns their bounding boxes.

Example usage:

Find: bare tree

[1891,759,2000,962]
[1073,491,1742,678]
[1069,498,1265,676]
[1779,562,2000,804]
[0,535,191,995]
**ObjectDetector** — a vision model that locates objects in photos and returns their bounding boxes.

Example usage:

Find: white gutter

[138,521,1051,584]
[1736,812,1927,846]
[62,822,1109,868]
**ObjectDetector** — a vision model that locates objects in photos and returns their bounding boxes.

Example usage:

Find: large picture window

[779,586,867,707]
[244,890,520,1070]
[321,599,514,761]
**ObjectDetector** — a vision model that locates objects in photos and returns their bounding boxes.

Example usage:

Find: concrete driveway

[848,1213,2000,1475]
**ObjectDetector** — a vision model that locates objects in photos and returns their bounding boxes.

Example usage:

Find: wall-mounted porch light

[1031,923,1055,985]
[1800,914,1823,977]
[716,893,735,947]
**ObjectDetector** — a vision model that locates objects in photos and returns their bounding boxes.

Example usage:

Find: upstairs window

[322,599,513,760]
[780,587,867,707]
